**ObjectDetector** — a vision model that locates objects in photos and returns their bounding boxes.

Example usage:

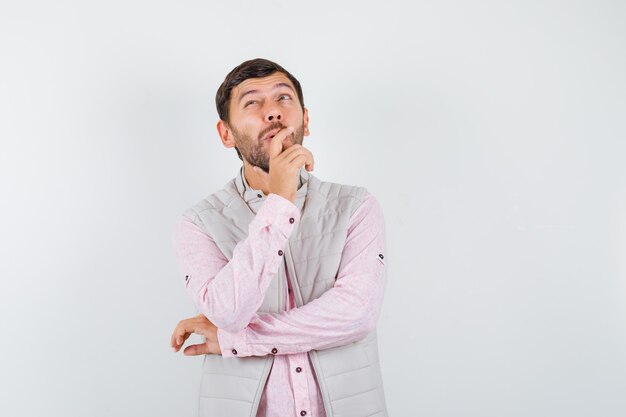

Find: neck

[242,160,271,195]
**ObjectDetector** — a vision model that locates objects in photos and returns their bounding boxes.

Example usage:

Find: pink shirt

[173,169,387,417]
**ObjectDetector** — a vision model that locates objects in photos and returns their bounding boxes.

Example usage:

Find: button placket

[291,354,312,417]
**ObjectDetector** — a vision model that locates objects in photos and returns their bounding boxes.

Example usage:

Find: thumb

[183,343,211,356]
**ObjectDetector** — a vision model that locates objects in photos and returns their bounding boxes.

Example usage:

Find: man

[170,58,388,417]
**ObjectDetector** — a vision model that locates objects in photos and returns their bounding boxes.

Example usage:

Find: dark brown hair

[215,58,305,124]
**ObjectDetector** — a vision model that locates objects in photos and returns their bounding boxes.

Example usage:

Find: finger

[277,145,312,169]
[302,152,314,172]
[302,148,314,170]
[286,148,314,169]
[171,321,195,348]
[171,322,185,347]
[172,337,188,352]
[288,154,310,170]
[172,329,191,348]
[269,127,294,160]
[184,343,211,356]
[281,131,295,151]
[176,333,190,346]
[303,148,314,170]
[278,143,303,159]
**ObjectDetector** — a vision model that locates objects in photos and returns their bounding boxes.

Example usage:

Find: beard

[231,121,305,174]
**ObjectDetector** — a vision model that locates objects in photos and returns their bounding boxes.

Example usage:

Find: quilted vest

[182,167,388,417]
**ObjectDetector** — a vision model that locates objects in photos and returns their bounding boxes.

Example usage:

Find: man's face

[222,72,309,173]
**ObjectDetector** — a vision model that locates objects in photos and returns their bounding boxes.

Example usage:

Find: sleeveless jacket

[182,168,388,417]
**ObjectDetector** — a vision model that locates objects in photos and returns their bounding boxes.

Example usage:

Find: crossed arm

[170,192,387,357]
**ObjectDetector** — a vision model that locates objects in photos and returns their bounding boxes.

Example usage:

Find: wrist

[272,191,296,204]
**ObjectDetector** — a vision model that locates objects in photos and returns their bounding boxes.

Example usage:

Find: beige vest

[183,168,387,417]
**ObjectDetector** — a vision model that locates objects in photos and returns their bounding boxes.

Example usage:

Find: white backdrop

[1,1,625,416]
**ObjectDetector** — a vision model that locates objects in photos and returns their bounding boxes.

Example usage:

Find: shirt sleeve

[217,193,387,357]
[172,193,301,333]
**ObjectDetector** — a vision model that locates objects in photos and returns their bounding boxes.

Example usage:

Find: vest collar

[235,165,309,213]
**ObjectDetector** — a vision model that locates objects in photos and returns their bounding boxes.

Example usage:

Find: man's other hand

[170,314,222,356]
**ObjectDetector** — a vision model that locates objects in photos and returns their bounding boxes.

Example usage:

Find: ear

[217,120,236,148]
[303,107,310,136]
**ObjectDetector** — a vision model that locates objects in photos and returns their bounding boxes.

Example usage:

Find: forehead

[231,72,296,99]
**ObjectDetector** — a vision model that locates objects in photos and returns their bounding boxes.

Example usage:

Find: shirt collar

[235,165,309,213]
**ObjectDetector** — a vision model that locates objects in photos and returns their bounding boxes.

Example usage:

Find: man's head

[215,58,310,173]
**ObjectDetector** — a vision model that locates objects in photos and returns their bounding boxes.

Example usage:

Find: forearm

[173,193,300,332]
[218,273,386,357]
[218,193,388,357]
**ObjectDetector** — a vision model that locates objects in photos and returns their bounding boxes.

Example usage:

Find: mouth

[261,128,282,142]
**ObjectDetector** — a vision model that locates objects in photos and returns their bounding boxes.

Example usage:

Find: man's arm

[172,193,300,333]
[217,193,387,357]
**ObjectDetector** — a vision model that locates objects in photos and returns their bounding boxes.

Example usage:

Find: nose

[265,105,282,123]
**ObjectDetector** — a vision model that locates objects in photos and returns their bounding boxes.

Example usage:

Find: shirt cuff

[217,327,248,358]
[253,193,301,238]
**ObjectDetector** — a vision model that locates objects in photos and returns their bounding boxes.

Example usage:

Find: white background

[1,1,625,416]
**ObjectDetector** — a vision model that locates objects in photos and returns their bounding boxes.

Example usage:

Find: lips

[262,128,282,141]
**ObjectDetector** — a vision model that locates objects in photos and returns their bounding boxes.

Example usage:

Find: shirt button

[300,411,307,416]
[271,347,278,354]
[289,217,295,224]
[379,254,384,259]
[278,250,283,256]
[257,193,263,198]
[296,367,302,373]
[231,349,237,355]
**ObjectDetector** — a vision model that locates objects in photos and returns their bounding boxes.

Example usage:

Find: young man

[170,58,388,417]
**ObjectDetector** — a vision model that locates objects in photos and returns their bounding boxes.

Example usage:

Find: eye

[244,100,257,107]
[278,94,292,101]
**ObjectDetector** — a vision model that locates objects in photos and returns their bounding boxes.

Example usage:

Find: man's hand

[253,126,314,203]
[170,314,222,356]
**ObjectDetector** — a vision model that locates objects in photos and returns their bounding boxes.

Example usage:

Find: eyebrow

[238,82,296,103]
